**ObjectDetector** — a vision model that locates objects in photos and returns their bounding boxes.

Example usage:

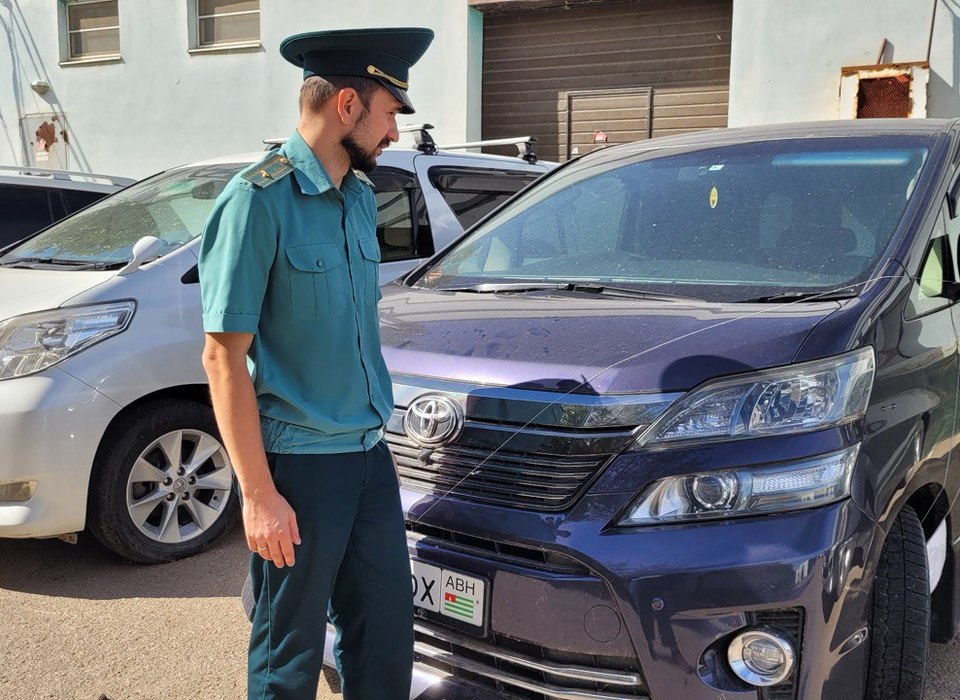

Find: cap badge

[367,64,409,90]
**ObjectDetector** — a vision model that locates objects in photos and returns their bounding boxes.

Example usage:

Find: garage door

[479,0,732,161]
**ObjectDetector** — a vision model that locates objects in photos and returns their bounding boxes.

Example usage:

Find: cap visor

[385,84,416,115]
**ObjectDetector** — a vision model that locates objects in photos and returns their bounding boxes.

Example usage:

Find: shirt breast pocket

[284,243,346,320]
[358,236,382,307]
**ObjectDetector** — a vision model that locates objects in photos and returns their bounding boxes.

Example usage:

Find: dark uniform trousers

[248,441,414,700]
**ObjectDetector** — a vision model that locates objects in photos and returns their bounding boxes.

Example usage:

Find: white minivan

[0,143,551,562]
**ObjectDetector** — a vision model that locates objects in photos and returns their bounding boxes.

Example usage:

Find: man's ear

[336,88,365,126]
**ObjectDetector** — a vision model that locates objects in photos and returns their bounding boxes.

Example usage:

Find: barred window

[197,0,260,47]
[65,0,119,60]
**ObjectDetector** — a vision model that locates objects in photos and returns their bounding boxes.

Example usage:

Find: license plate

[411,560,486,628]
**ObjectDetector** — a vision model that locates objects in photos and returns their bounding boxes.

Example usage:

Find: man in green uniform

[198,27,434,700]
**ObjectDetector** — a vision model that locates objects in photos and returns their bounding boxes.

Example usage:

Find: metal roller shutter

[478,0,732,161]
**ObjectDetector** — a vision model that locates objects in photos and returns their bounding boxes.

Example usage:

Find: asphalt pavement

[0,526,958,700]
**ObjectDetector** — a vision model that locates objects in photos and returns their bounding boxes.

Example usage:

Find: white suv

[0,141,551,562]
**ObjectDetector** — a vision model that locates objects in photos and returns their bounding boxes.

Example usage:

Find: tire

[87,399,239,564]
[865,504,930,700]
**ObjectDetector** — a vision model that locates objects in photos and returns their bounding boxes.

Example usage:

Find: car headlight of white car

[0,301,136,380]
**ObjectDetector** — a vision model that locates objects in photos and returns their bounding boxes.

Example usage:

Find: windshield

[1,163,247,267]
[415,137,933,301]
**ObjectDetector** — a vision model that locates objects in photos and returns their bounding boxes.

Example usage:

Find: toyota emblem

[403,394,464,447]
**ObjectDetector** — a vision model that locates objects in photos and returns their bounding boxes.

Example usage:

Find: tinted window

[419,138,933,302]
[371,168,432,262]
[0,185,56,247]
[62,188,109,213]
[908,203,957,318]
[429,167,540,230]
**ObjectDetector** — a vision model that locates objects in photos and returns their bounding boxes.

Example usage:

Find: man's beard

[341,133,378,174]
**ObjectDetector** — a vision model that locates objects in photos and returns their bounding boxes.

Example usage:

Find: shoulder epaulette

[352,169,374,188]
[241,153,294,188]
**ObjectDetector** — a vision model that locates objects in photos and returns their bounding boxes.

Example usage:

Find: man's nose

[387,117,399,143]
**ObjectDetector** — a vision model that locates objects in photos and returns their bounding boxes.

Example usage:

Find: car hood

[0,268,115,320]
[379,287,845,393]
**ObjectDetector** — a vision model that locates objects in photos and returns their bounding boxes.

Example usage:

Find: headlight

[0,301,136,380]
[618,445,859,525]
[635,348,875,447]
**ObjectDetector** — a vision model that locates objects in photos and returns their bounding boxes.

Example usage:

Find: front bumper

[0,368,119,538]
[324,493,880,700]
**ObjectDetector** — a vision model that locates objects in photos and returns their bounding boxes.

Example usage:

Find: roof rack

[0,165,134,187]
[399,124,437,155]
[438,136,540,164]
[265,129,541,164]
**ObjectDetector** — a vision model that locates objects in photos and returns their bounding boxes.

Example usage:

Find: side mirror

[118,236,164,276]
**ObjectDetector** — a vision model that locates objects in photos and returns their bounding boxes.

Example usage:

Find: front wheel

[87,399,239,564]
[865,504,930,700]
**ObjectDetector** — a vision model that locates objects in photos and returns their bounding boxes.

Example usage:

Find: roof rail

[0,165,135,187]
[399,123,437,155]
[263,130,541,164]
[438,136,539,164]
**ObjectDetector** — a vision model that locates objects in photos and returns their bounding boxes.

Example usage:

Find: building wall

[728,0,959,126]
[0,1,482,178]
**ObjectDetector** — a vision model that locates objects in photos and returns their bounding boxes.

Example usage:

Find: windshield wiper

[740,288,859,303]
[437,281,702,302]
[439,282,564,294]
[0,257,86,267]
[0,257,126,270]
[560,283,702,302]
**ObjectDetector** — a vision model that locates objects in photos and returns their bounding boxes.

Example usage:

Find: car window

[61,189,109,214]
[370,168,423,262]
[0,185,57,247]
[428,167,541,230]
[418,137,934,302]
[1,164,245,266]
[907,208,954,318]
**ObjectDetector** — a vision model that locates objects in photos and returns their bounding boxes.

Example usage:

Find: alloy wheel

[125,429,233,544]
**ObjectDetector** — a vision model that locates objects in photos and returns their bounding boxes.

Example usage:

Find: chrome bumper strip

[416,623,643,686]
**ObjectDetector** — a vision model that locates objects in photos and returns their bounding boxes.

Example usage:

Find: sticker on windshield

[709,186,719,209]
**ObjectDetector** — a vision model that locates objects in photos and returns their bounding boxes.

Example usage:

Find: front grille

[752,608,804,700]
[390,431,614,510]
[389,374,679,512]
[414,622,649,700]
[406,521,589,574]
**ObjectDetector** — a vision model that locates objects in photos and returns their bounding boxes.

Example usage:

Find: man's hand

[244,488,301,568]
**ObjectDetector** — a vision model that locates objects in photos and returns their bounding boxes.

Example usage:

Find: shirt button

[316,259,324,269]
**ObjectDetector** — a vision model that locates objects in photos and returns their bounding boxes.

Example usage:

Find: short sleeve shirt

[198,130,393,454]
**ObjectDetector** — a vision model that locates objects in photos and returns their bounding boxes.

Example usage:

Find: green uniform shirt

[198,130,392,454]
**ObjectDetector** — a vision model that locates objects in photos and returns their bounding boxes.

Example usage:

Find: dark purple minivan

[328,120,960,700]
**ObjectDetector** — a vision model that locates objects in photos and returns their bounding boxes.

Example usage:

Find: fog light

[0,480,36,502]
[727,628,795,686]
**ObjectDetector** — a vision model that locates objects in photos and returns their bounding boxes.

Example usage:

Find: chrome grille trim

[393,373,680,430]
[416,624,643,687]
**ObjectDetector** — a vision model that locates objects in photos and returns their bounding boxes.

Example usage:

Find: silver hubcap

[125,429,233,545]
